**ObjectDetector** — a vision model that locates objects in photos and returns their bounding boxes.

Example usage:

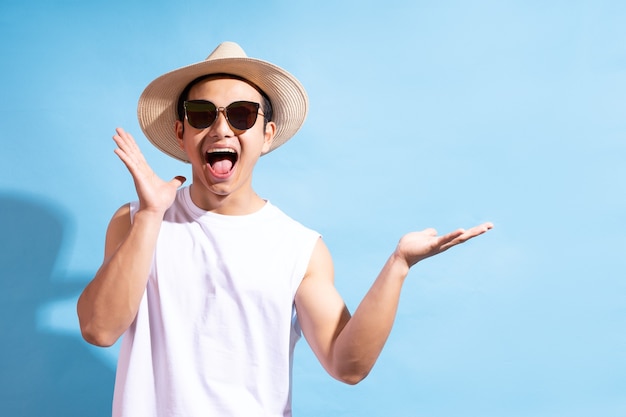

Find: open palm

[112,127,186,215]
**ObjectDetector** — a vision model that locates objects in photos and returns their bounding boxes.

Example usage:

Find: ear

[175,120,185,150]
[261,121,277,154]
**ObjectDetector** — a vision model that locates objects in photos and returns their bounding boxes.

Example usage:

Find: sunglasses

[183,100,264,131]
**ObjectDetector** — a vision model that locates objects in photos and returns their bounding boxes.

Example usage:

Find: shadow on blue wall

[0,192,114,417]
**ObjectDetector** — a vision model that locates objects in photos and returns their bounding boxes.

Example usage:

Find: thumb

[171,176,186,187]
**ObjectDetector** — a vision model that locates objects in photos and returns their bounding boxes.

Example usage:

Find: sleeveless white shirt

[112,187,320,417]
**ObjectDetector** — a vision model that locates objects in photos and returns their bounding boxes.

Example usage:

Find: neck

[188,183,266,215]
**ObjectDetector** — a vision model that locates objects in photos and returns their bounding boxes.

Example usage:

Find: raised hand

[112,127,186,215]
[395,222,493,268]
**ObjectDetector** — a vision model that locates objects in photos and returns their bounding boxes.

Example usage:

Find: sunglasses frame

[183,100,264,131]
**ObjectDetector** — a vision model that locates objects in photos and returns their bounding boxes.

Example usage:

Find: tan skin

[77,78,493,385]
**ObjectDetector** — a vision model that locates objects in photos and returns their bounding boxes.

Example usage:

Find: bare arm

[77,128,185,346]
[295,223,493,384]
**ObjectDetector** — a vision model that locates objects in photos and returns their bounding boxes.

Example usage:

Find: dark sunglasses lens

[185,101,217,129]
[226,102,259,130]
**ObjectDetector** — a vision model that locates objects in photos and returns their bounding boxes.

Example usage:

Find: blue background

[1,1,625,416]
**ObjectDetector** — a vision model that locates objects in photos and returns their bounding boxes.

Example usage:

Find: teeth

[205,147,238,167]
[207,148,236,154]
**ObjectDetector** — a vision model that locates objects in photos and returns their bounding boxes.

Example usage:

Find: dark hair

[176,73,273,127]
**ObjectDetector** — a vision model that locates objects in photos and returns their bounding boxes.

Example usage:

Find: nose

[208,109,234,137]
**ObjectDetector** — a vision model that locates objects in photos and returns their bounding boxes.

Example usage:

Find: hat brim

[137,55,308,163]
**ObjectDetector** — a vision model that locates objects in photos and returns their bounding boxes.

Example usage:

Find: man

[77,41,492,417]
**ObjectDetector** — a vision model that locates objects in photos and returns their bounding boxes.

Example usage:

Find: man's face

[175,77,276,209]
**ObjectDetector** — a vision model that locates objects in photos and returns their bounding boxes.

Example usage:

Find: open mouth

[205,149,238,176]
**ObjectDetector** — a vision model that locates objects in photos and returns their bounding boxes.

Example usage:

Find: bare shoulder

[103,203,132,260]
[303,237,335,285]
[295,237,344,319]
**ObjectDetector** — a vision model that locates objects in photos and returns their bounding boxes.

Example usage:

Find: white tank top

[112,187,320,417]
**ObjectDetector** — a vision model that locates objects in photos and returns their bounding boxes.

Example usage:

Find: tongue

[212,159,233,175]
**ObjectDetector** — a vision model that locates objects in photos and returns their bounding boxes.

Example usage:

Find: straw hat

[137,41,309,162]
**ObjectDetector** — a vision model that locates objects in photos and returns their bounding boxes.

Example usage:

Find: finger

[112,129,150,174]
[113,134,142,166]
[463,222,494,238]
[481,222,494,231]
[438,228,465,244]
[115,127,136,143]
[170,176,187,187]
[113,128,141,157]
[440,222,493,250]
